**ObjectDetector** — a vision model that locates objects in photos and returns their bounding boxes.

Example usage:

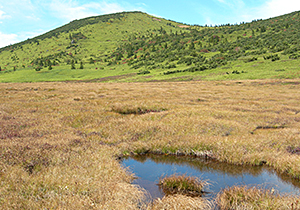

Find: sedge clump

[158,174,208,196]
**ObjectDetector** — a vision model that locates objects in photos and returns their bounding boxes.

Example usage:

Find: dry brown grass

[216,185,300,210]
[0,79,300,208]
[149,194,212,210]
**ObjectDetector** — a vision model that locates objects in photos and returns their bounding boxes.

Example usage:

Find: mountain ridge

[1,10,300,82]
[0,11,187,52]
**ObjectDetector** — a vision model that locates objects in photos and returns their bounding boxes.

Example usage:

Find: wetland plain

[1,79,300,209]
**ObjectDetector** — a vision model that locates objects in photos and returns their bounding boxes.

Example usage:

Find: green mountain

[1,11,300,82]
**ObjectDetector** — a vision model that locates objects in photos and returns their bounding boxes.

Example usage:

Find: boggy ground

[0,79,300,209]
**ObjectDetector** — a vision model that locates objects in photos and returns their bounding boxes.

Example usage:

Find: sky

[0,0,300,48]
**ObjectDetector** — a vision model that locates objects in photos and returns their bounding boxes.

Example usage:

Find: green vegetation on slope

[1,11,300,82]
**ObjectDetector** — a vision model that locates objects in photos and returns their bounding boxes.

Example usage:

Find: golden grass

[149,194,212,210]
[216,185,300,210]
[0,79,300,208]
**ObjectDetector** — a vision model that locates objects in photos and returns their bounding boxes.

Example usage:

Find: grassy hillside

[1,11,300,82]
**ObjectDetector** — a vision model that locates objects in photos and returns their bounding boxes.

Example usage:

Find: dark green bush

[137,70,150,75]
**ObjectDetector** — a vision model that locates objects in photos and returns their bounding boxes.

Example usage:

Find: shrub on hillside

[264,54,280,61]
[35,66,42,71]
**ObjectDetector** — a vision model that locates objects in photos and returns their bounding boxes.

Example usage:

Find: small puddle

[121,154,300,200]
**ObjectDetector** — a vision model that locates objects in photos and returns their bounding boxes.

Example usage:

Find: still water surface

[122,154,300,199]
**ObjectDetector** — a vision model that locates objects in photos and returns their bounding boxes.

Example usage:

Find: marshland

[122,154,300,200]
[1,79,300,209]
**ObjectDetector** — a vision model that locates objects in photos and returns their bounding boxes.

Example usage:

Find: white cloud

[256,0,300,19]
[0,0,40,23]
[0,32,18,48]
[136,2,147,7]
[210,0,300,25]
[0,29,48,48]
[0,10,10,20]
[87,2,127,15]
[0,10,4,18]
[49,1,94,21]
[0,0,146,47]
[25,14,40,21]
[215,0,245,8]
[229,0,300,24]
[48,0,132,22]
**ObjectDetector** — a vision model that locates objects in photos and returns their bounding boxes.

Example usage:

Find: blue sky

[0,0,300,48]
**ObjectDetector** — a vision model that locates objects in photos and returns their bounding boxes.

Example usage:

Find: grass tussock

[158,174,208,196]
[111,103,166,115]
[216,185,300,210]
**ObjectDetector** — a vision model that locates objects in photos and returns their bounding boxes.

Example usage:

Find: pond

[121,154,300,200]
